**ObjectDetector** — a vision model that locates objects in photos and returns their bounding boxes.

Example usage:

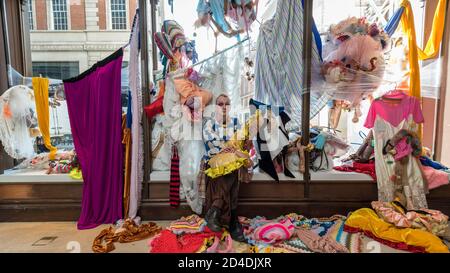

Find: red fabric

[334,161,377,180]
[149,227,222,253]
[144,96,164,120]
[343,225,426,253]
[170,146,180,208]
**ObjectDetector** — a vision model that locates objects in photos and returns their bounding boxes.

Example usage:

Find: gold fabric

[122,115,132,219]
[32,77,57,160]
[92,219,161,253]
[345,208,449,253]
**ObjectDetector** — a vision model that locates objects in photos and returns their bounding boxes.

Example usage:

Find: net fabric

[0,85,37,159]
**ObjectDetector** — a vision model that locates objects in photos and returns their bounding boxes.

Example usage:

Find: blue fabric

[301,0,322,60]
[420,156,448,170]
[168,0,174,13]
[126,91,132,129]
[384,6,404,37]
[209,0,229,32]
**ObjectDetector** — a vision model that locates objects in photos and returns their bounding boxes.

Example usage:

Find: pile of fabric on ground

[146,206,450,253]
[92,218,162,253]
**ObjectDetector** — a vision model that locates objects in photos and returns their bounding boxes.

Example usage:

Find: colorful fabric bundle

[327,219,362,253]
[92,219,161,253]
[277,238,314,253]
[173,78,212,122]
[169,214,207,235]
[344,208,449,253]
[322,17,389,118]
[204,111,261,179]
[243,216,295,245]
[170,145,181,208]
[162,20,187,50]
[154,32,174,78]
[372,201,449,236]
[295,228,349,253]
[148,227,222,253]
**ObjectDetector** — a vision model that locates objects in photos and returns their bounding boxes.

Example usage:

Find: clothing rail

[155,37,251,82]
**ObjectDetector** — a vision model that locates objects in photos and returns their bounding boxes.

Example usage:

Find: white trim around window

[48,0,71,31]
[106,0,130,30]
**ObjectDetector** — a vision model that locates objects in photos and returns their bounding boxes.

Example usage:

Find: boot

[205,206,222,232]
[229,210,246,242]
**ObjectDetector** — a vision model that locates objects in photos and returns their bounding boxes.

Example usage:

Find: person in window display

[202,94,253,242]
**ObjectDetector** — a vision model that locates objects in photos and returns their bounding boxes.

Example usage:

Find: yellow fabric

[122,115,132,219]
[204,111,261,178]
[32,77,57,160]
[205,156,248,179]
[69,167,83,180]
[399,0,447,139]
[417,0,448,60]
[345,208,449,253]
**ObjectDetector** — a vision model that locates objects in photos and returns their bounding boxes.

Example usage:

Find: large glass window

[32,62,79,80]
[111,0,127,30]
[27,0,34,30]
[52,0,68,30]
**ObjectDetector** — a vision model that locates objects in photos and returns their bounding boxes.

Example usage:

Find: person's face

[216,96,230,117]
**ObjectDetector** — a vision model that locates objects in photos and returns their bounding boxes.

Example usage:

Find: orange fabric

[173,78,213,111]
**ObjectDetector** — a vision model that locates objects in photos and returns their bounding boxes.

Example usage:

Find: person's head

[215,94,231,118]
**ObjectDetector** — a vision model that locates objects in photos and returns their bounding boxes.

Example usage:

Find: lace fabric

[0,85,36,159]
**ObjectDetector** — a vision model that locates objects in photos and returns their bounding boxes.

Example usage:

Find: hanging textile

[384,6,405,37]
[32,77,57,160]
[128,10,143,220]
[122,113,132,219]
[254,0,324,126]
[400,0,447,93]
[0,85,36,159]
[170,145,181,208]
[64,49,124,230]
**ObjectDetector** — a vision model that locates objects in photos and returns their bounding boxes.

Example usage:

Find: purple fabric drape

[64,49,124,230]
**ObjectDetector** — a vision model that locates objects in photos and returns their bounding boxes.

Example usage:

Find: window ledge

[0,169,82,183]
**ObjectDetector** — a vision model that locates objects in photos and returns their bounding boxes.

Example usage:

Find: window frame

[48,0,71,31]
[107,0,130,31]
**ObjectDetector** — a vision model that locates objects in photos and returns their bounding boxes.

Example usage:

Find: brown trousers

[205,170,240,226]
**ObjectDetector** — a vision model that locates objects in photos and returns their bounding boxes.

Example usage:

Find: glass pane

[11,0,137,174]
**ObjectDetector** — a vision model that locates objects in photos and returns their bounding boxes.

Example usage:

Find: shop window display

[1,0,450,254]
[1,0,137,177]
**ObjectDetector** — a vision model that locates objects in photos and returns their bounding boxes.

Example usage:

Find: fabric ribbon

[398,0,447,140]
[32,77,58,160]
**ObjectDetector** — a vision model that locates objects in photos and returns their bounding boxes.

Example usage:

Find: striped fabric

[254,0,329,126]
[169,145,181,208]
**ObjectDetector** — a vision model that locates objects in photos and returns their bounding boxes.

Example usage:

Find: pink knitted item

[393,138,413,161]
[253,218,295,244]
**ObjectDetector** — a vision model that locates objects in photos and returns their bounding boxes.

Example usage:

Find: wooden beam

[302,0,313,198]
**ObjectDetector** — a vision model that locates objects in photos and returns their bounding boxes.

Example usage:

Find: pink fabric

[253,218,295,244]
[422,165,450,190]
[364,93,424,129]
[394,138,413,161]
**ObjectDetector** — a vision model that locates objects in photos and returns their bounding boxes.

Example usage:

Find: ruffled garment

[344,208,449,253]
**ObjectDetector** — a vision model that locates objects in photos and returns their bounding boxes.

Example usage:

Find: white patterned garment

[365,96,428,210]
[254,0,327,127]
[0,85,36,159]
[128,12,143,219]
